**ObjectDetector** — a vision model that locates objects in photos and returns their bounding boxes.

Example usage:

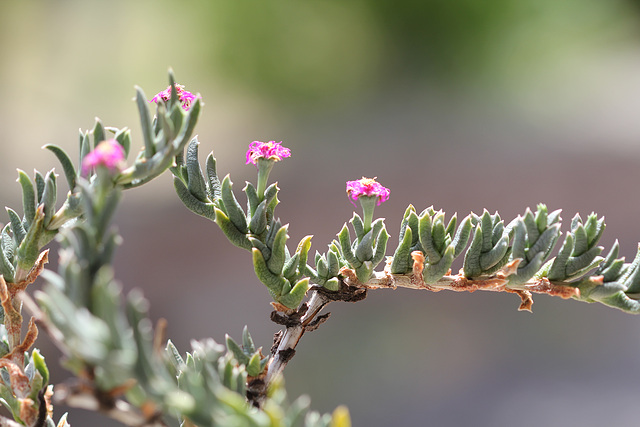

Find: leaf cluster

[35,124,341,425]
[117,72,202,189]
[334,214,389,283]
[1,72,200,293]
[173,141,313,309]
[385,203,640,314]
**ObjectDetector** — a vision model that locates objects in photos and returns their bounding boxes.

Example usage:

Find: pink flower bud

[81,139,126,176]
[150,84,197,111]
[245,141,291,166]
[346,177,390,206]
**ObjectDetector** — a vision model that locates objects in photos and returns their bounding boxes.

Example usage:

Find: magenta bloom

[150,84,197,111]
[346,177,390,206]
[245,141,291,165]
[81,139,126,175]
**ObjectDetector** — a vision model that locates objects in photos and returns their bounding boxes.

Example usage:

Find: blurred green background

[3,1,640,426]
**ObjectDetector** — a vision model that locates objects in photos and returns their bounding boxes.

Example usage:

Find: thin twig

[55,384,169,427]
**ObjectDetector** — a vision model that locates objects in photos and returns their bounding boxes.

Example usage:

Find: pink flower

[245,141,291,165]
[150,84,197,111]
[81,139,126,175]
[346,177,390,206]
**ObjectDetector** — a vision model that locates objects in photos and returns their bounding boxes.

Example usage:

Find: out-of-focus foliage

[195,0,640,104]
[4,0,633,110]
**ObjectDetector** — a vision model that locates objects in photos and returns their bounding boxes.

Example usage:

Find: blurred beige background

[3,1,640,426]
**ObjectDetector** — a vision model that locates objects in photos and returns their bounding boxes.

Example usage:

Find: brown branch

[0,276,22,349]
[250,282,367,408]
[345,260,580,312]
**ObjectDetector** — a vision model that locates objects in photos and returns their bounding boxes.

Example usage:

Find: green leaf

[508,252,545,286]
[372,226,389,266]
[172,97,201,151]
[268,225,289,275]
[296,235,313,268]
[0,225,14,260]
[522,208,539,243]
[264,218,281,248]
[350,213,364,241]
[584,213,605,247]
[327,248,341,277]
[246,353,262,377]
[423,245,455,284]
[92,118,105,147]
[324,277,340,291]
[0,227,15,283]
[135,86,155,158]
[596,241,624,283]
[113,127,131,157]
[244,182,260,219]
[166,340,185,370]
[566,246,603,278]
[157,107,175,151]
[6,207,26,246]
[445,213,457,239]
[282,252,300,280]
[479,234,509,271]
[79,131,91,172]
[264,183,280,224]
[548,234,573,281]
[206,152,221,200]
[463,224,483,278]
[225,335,249,365]
[221,175,248,234]
[534,204,548,233]
[185,138,208,203]
[528,224,561,261]
[31,349,49,386]
[510,220,527,261]
[174,177,216,220]
[338,224,360,267]
[431,212,447,254]
[398,205,415,242]
[480,211,494,253]
[316,255,328,279]
[44,144,77,190]
[17,170,36,228]
[572,224,589,257]
[242,326,255,352]
[279,278,309,309]
[248,200,268,235]
[214,208,251,250]
[600,258,625,284]
[94,191,121,243]
[355,261,373,283]
[418,213,440,263]
[622,246,640,293]
[41,170,57,226]
[548,208,562,225]
[354,229,373,263]
[34,170,45,203]
[252,248,287,297]
[390,226,413,274]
